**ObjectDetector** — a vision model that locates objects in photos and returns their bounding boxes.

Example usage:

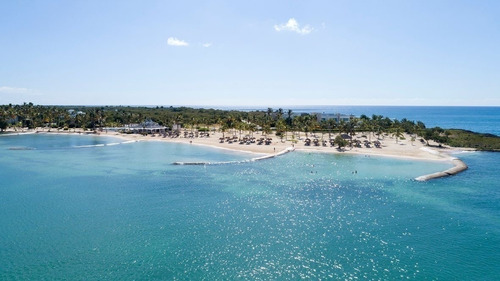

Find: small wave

[173,157,275,165]
[73,144,106,148]
[420,147,440,155]
[173,147,295,165]
[0,132,36,137]
[173,160,246,165]
[106,143,121,146]
[8,146,36,150]
[73,145,94,148]
[72,140,137,149]
[450,150,476,155]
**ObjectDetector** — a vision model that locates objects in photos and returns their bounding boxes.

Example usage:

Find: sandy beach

[97,129,459,160]
[5,127,470,180]
[6,127,469,160]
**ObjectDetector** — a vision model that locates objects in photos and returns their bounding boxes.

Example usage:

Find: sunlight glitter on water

[1,135,499,280]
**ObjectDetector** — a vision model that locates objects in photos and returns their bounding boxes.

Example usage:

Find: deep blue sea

[1,106,499,280]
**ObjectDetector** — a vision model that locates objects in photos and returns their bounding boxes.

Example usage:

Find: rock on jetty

[415,158,468,181]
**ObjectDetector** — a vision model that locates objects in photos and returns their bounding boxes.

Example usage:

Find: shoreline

[3,128,471,180]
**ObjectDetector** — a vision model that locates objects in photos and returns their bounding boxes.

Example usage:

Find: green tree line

[0,102,487,148]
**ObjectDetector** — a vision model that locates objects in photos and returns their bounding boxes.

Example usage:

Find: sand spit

[5,128,471,181]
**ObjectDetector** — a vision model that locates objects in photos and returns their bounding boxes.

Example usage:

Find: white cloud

[0,86,31,94]
[167,37,189,46]
[202,43,212,48]
[274,18,313,35]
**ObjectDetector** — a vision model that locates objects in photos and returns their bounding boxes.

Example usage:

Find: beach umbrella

[341,134,352,140]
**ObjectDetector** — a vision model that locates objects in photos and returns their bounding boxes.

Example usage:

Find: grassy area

[444,129,500,151]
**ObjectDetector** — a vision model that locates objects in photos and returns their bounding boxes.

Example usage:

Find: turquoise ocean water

[1,107,500,280]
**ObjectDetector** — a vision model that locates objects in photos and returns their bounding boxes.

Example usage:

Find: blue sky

[1,0,499,106]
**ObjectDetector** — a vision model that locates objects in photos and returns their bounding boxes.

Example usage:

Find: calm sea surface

[1,106,499,280]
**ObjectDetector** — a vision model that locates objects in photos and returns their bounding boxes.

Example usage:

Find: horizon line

[4,103,500,108]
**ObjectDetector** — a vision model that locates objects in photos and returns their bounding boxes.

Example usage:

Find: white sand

[6,127,471,180]
[95,129,471,162]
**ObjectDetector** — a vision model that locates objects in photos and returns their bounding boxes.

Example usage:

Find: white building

[124,119,167,134]
[312,112,355,123]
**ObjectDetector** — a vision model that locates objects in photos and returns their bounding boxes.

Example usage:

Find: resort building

[312,112,355,123]
[123,119,167,134]
[67,109,86,117]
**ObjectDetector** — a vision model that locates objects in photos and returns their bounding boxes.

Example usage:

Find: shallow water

[1,134,499,280]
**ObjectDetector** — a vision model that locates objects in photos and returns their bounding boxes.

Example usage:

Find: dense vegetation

[444,130,500,151]
[1,103,498,150]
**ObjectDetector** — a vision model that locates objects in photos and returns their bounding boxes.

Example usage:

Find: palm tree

[301,115,312,137]
[338,119,355,146]
[286,109,293,127]
[236,121,245,139]
[275,119,286,142]
[225,115,236,136]
[410,135,416,146]
[391,126,404,143]
[334,135,348,150]
[266,107,273,118]
[324,118,337,139]
[247,123,256,138]
[308,114,320,137]
[375,125,384,140]
[364,120,375,141]
[175,114,183,131]
[276,108,284,121]
[292,116,302,139]
[0,106,7,132]
[44,110,53,131]
[8,105,20,131]
[262,124,272,137]
[189,117,197,133]
[220,124,227,138]
[416,121,426,141]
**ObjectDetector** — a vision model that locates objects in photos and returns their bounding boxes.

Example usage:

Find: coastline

[3,128,470,180]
